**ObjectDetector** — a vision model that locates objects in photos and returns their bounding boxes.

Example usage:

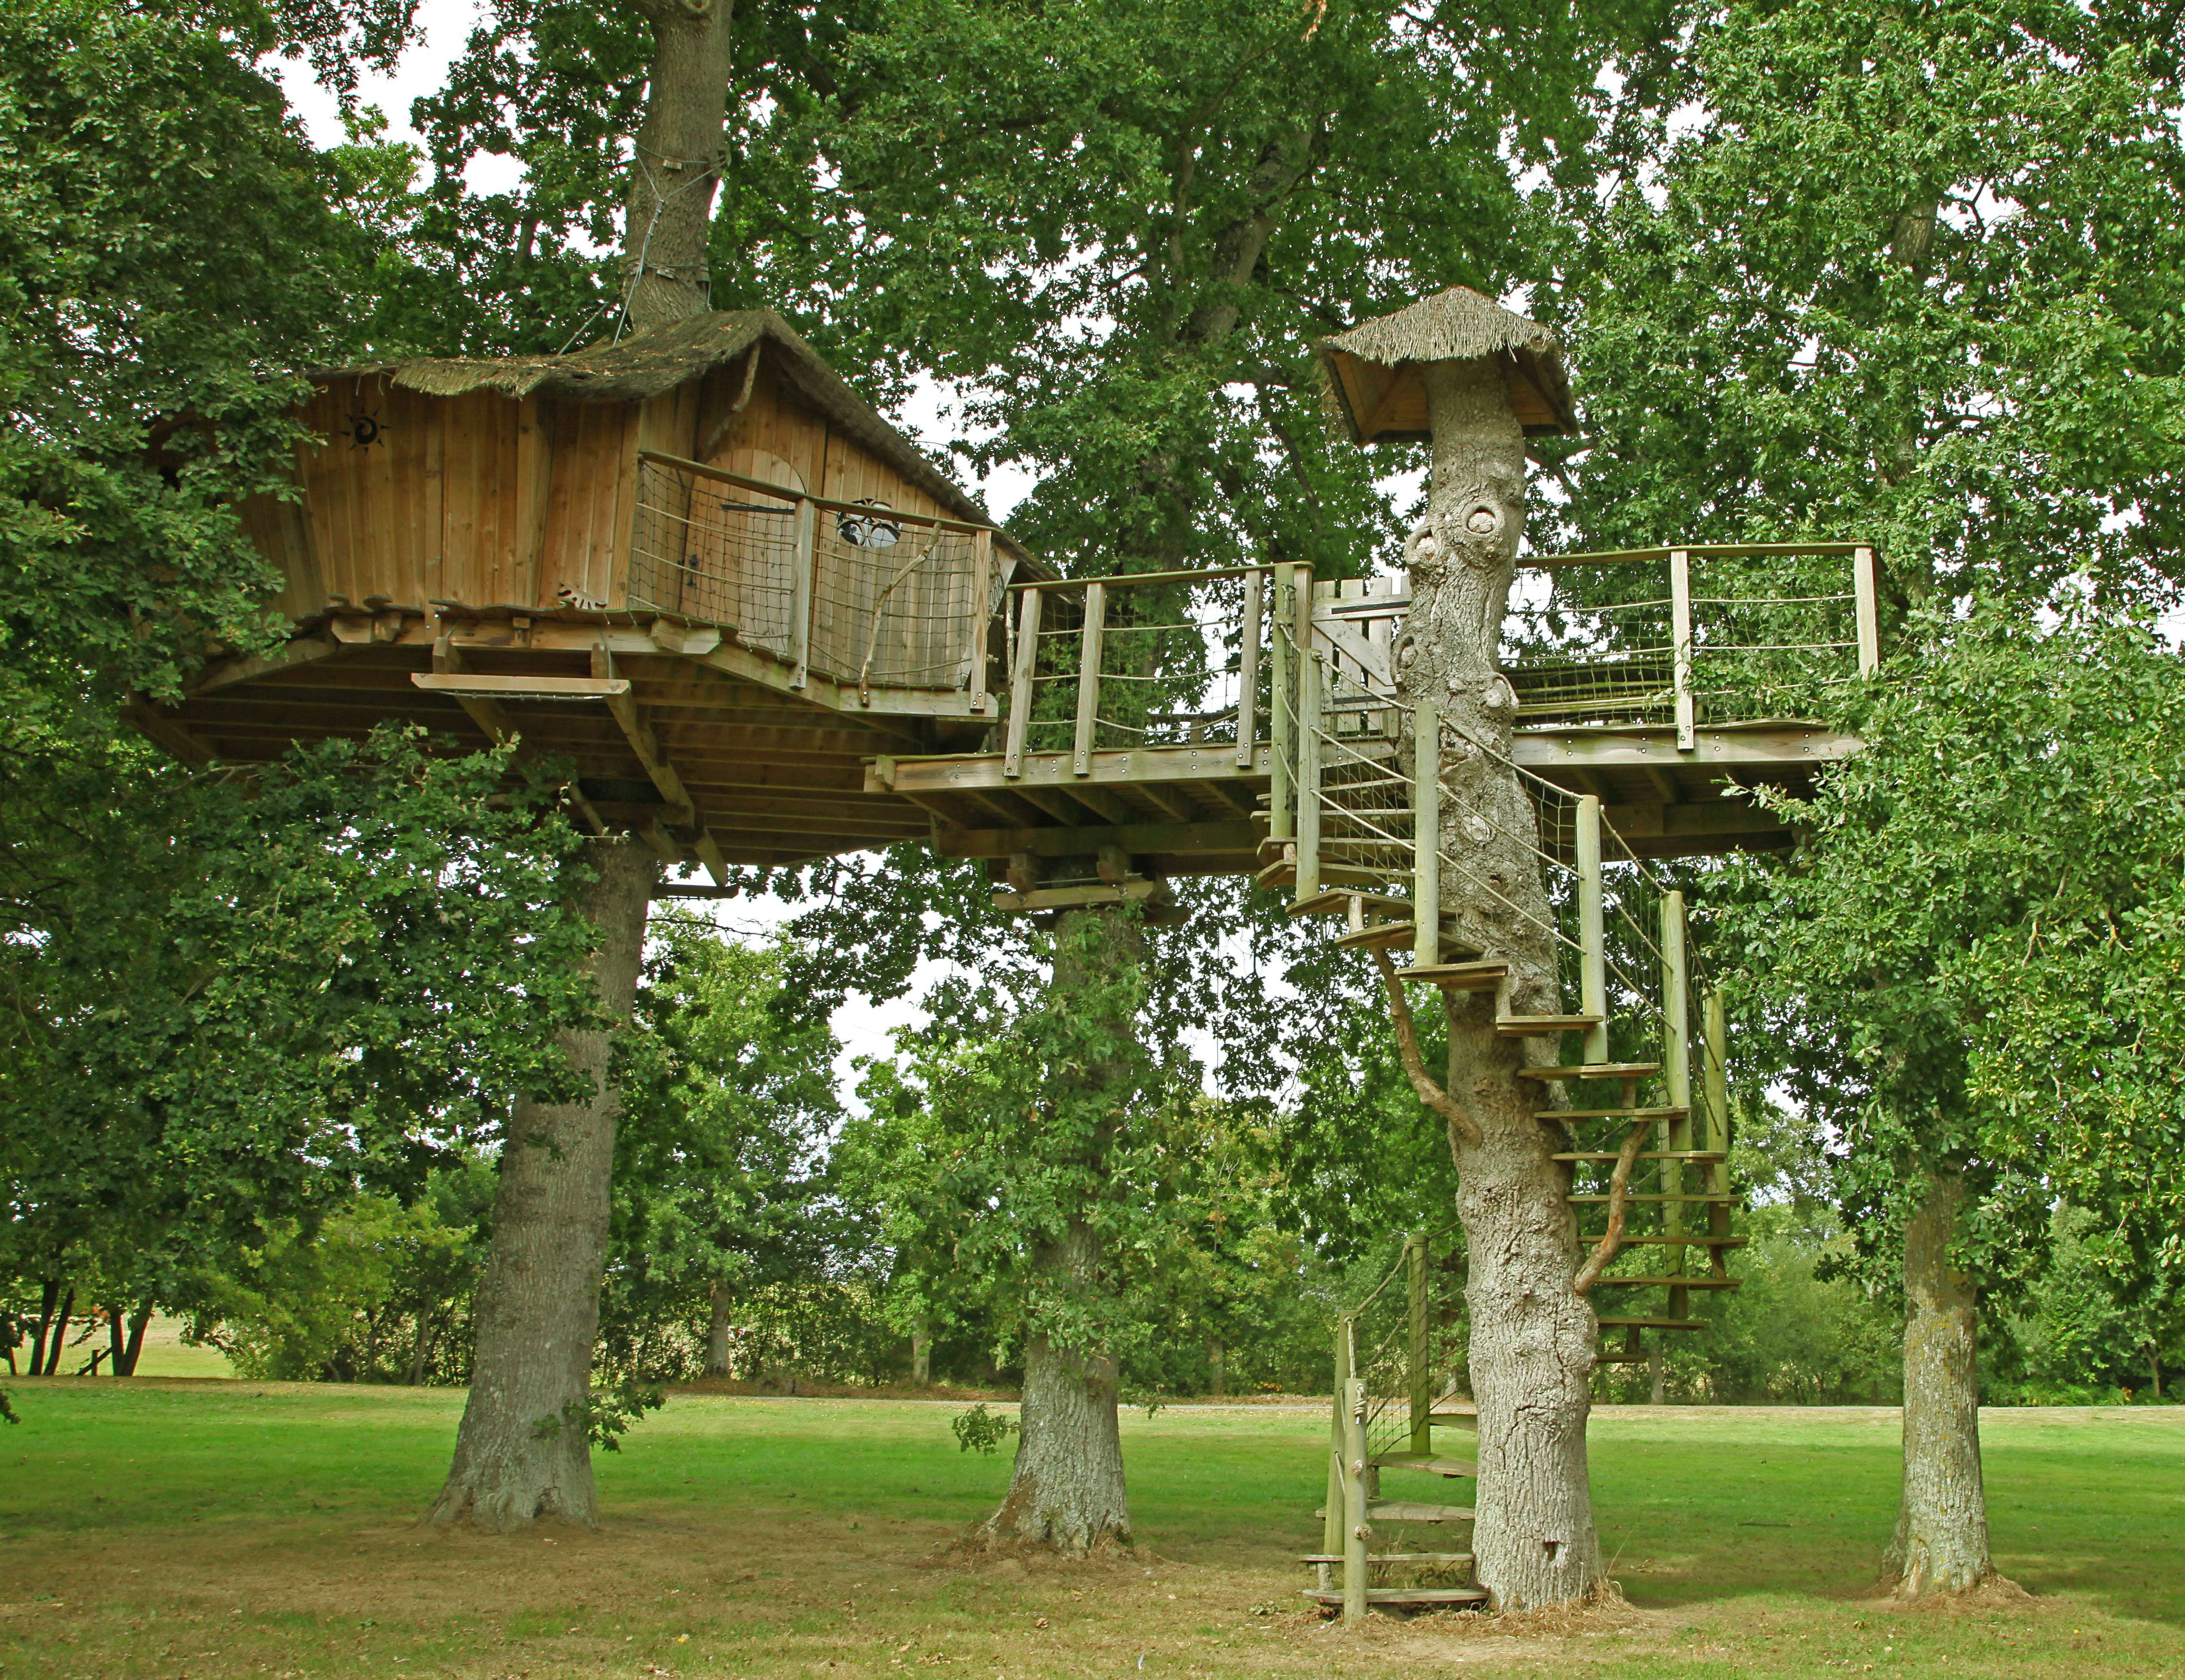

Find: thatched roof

[323,310,1007,535]
[1316,287,1578,444]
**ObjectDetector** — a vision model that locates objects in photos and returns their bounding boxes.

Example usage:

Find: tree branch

[1370,949,1482,1149]
[1571,1118,1650,1296]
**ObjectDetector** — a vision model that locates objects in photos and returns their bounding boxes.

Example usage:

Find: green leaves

[1718,603,2185,1284]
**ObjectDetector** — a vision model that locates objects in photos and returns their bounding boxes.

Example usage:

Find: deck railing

[1504,541,1880,745]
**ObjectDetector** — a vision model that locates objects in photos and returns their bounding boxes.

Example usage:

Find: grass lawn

[0,1379,2180,1678]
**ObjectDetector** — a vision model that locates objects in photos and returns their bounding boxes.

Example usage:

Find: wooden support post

[1072,580,1105,777]
[1269,573,1293,842]
[1342,1372,1370,1625]
[1294,651,1323,903]
[1703,989,1732,1250]
[966,528,993,715]
[1662,891,1691,1320]
[1412,701,1439,968]
[1670,546,1694,751]
[1854,545,1880,677]
[1407,1231,1431,1457]
[1235,567,1263,767]
[791,497,816,690]
[1003,587,1041,779]
[1577,793,1609,1063]
[1324,1317,1352,1570]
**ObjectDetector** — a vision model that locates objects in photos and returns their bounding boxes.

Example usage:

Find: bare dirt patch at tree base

[4,1506,2176,1680]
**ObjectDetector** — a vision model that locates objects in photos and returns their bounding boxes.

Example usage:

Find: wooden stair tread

[1497,1013,1603,1036]
[1289,889,1412,920]
[1589,1275,1741,1289]
[411,672,630,701]
[1315,1501,1476,1523]
[1595,1316,1709,1330]
[1552,1150,1727,1163]
[1301,1587,1488,1607]
[1371,1452,1478,1477]
[1395,960,1509,991]
[1299,1553,1474,1567]
[1515,1062,1661,1082]
[1536,1106,1687,1121]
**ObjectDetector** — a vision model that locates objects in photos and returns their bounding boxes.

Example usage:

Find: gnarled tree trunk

[430,838,658,1531]
[1398,358,1604,1610]
[1884,1166,1994,1598]
[982,907,1144,1556]
[620,0,736,334]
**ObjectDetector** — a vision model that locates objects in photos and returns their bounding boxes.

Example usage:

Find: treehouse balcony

[870,541,1878,904]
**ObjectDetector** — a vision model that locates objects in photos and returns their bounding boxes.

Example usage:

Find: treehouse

[144,310,1043,872]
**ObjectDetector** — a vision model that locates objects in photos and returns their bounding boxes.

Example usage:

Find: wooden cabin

[147,311,1043,873]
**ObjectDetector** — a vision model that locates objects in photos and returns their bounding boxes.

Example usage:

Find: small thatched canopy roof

[325,310,1001,532]
[1316,287,1578,445]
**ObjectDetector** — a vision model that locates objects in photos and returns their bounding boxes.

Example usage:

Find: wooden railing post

[1662,890,1691,1319]
[1003,588,1042,778]
[1342,1373,1370,1624]
[1294,651,1322,903]
[1269,573,1293,842]
[1670,545,1693,750]
[791,497,816,690]
[966,528,993,715]
[1235,567,1263,767]
[1324,1317,1352,1568]
[1406,1231,1431,1458]
[1072,580,1105,777]
[1577,793,1608,1064]
[1412,702,1439,967]
[1854,545,1880,677]
[1703,989,1731,1246]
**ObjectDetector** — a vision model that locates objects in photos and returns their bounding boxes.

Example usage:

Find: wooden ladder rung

[1567,1192,1738,1204]
[1589,1275,1741,1290]
[1535,1106,1687,1121]
[1300,1587,1488,1607]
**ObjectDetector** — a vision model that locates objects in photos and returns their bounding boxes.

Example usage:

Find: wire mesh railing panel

[628,458,800,653]
[807,514,981,691]
[998,569,1275,757]
[1503,546,1871,730]
[1342,1229,1467,1470]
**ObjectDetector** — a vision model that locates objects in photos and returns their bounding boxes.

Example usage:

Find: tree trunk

[910,1317,931,1387]
[108,1303,152,1377]
[1648,1342,1665,1406]
[42,1286,74,1376]
[705,1281,734,1377]
[982,907,1145,1556]
[1883,1166,1994,1598]
[429,838,659,1532]
[1399,358,1604,1610]
[1207,1339,1225,1398]
[619,0,736,334]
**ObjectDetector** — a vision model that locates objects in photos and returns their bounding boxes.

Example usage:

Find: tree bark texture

[1397,358,1604,1610]
[1884,1166,1994,1598]
[911,1320,932,1386]
[983,907,1145,1556]
[705,1281,734,1377]
[620,0,736,334]
[430,838,659,1532]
